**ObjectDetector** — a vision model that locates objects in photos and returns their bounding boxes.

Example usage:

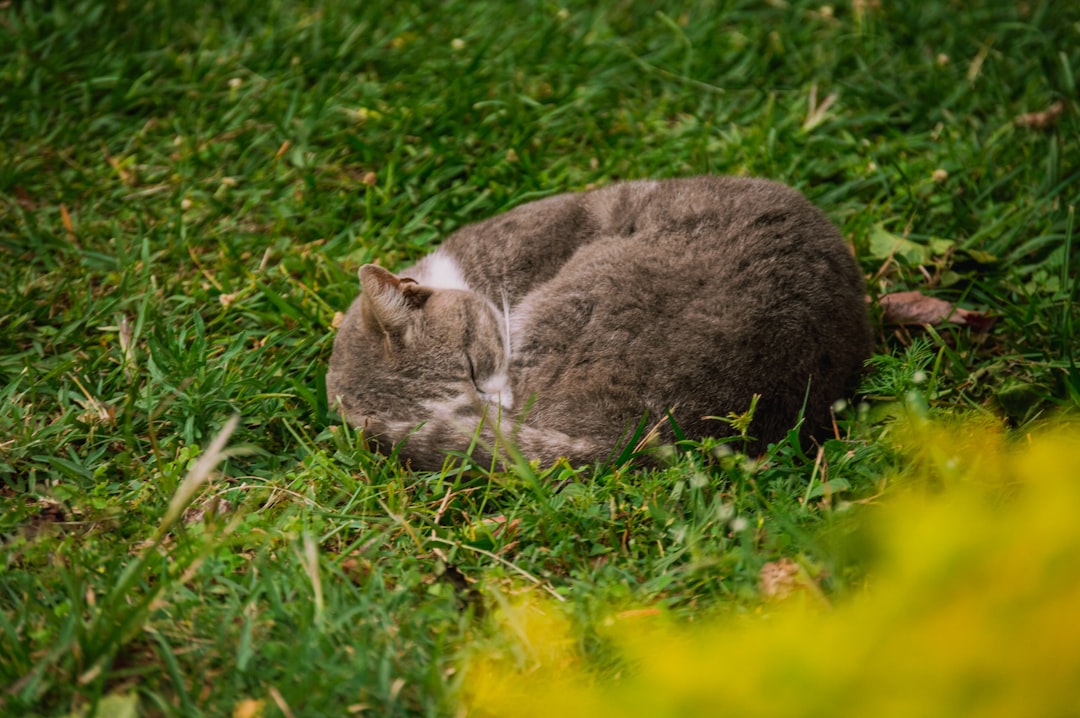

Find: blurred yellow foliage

[462,422,1080,717]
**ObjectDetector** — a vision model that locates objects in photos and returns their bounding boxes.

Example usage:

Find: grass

[1,0,1077,715]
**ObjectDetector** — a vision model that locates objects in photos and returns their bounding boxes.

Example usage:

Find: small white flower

[450,38,466,50]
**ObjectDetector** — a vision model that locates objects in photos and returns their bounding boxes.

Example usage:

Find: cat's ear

[358,264,432,334]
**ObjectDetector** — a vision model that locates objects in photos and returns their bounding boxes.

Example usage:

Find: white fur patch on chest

[411,252,471,291]
[477,370,514,412]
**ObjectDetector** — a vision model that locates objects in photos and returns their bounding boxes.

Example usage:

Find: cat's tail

[380,406,602,473]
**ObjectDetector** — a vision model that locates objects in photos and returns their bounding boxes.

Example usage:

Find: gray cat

[326,176,872,471]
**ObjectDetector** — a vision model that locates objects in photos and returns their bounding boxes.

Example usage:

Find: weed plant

[465,422,1080,718]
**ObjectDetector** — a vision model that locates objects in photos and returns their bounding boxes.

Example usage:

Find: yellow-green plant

[462,420,1080,717]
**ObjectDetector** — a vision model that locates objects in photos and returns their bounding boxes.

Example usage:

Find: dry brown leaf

[759,558,801,600]
[268,686,296,718]
[104,151,136,185]
[1014,101,1066,130]
[233,698,266,718]
[60,203,76,240]
[13,186,36,210]
[340,554,373,584]
[481,514,521,539]
[182,498,233,526]
[879,290,994,330]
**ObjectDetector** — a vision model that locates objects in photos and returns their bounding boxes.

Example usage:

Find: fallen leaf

[868,226,953,266]
[104,151,136,185]
[233,698,266,718]
[481,514,521,539]
[959,248,997,265]
[995,381,1046,421]
[13,186,36,210]
[340,554,373,584]
[879,290,994,330]
[60,203,76,240]
[759,558,801,600]
[1014,101,1065,130]
[63,692,139,718]
[182,498,233,526]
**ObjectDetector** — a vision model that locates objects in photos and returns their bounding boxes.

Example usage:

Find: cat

[326,176,872,471]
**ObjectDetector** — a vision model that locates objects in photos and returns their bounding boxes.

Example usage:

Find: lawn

[1,0,1078,716]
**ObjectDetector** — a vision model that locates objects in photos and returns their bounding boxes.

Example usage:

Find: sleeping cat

[326,176,872,471]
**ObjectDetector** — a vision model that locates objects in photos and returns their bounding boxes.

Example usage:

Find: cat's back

[419,176,841,298]
[582,175,847,255]
[510,176,871,449]
[518,176,865,329]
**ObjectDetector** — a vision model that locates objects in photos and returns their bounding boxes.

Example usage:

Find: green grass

[1,0,1077,715]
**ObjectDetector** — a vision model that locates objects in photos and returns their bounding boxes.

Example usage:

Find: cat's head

[326,264,512,447]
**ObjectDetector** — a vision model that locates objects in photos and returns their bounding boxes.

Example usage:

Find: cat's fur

[326,176,872,471]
